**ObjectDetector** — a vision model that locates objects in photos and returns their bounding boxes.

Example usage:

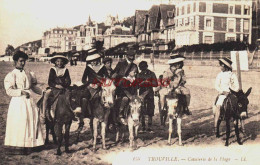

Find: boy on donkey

[156,53,192,116]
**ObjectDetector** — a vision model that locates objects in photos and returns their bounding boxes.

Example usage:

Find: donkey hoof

[178,143,184,146]
[216,134,220,138]
[65,149,71,153]
[238,141,243,145]
[102,146,108,150]
[55,150,62,156]
[92,148,97,153]
[225,143,229,147]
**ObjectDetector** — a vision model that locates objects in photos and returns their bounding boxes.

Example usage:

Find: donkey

[46,86,84,155]
[165,93,186,146]
[114,91,149,149]
[214,87,252,146]
[91,79,116,152]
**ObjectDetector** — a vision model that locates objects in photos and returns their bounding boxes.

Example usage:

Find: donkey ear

[245,87,252,97]
[139,90,149,100]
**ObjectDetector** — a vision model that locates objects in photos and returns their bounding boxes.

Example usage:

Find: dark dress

[81,65,109,86]
[48,68,71,89]
[137,69,158,116]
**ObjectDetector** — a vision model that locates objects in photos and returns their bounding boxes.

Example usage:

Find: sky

[0,0,173,55]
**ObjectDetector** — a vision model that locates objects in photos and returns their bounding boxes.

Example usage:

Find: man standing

[137,61,158,132]
[112,49,138,124]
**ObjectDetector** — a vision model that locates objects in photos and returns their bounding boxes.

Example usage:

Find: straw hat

[219,57,232,69]
[86,53,101,62]
[167,53,185,65]
[50,55,69,64]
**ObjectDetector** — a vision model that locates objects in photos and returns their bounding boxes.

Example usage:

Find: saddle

[216,94,239,120]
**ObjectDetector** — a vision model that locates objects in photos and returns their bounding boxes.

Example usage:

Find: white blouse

[215,71,239,94]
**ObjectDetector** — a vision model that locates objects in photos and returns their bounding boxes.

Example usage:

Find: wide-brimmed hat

[167,53,185,65]
[86,53,101,62]
[103,57,112,64]
[219,57,232,69]
[50,55,69,64]
[88,48,97,55]
[13,51,28,61]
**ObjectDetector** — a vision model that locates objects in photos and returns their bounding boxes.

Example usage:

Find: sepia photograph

[0,0,260,164]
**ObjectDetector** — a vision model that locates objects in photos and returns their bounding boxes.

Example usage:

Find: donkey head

[128,91,149,125]
[101,78,116,109]
[230,87,252,119]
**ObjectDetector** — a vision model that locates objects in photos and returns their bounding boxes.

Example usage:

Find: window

[182,6,185,15]
[204,36,212,44]
[187,4,191,14]
[185,18,189,26]
[176,7,179,16]
[81,39,85,44]
[206,19,211,28]
[193,2,196,12]
[228,20,235,32]
[199,2,206,12]
[59,31,62,34]
[54,30,57,34]
[243,19,249,32]
[244,5,249,15]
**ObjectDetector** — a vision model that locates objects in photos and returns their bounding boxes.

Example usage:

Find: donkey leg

[115,126,120,143]
[92,118,98,152]
[101,122,107,150]
[240,119,246,135]
[168,118,173,145]
[225,120,230,146]
[44,122,49,144]
[216,120,221,138]
[234,119,242,145]
[65,122,72,153]
[213,105,220,134]
[177,118,183,146]
[54,123,63,155]
[128,124,134,148]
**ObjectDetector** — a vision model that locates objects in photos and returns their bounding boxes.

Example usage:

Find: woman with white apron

[4,51,44,154]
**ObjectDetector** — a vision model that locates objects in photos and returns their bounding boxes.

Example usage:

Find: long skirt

[5,95,44,147]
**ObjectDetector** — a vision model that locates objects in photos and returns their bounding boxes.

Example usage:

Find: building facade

[133,4,175,50]
[103,24,135,49]
[174,0,252,47]
[42,28,77,54]
[73,17,98,51]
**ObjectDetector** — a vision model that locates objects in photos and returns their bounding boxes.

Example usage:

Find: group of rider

[41,48,193,132]
[4,49,239,154]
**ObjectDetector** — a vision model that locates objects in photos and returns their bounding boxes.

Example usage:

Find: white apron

[4,69,44,147]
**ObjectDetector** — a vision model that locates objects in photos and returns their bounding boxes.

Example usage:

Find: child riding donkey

[41,55,76,123]
[155,53,192,120]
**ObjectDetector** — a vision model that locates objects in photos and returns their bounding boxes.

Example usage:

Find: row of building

[41,15,135,54]
[134,0,259,51]
[39,0,260,55]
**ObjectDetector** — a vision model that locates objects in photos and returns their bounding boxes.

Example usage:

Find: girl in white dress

[4,51,44,154]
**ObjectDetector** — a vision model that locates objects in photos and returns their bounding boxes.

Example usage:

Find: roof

[159,4,175,27]
[134,10,148,34]
[148,5,160,30]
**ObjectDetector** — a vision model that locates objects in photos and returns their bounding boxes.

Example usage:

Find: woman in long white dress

[4,51,44,154]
